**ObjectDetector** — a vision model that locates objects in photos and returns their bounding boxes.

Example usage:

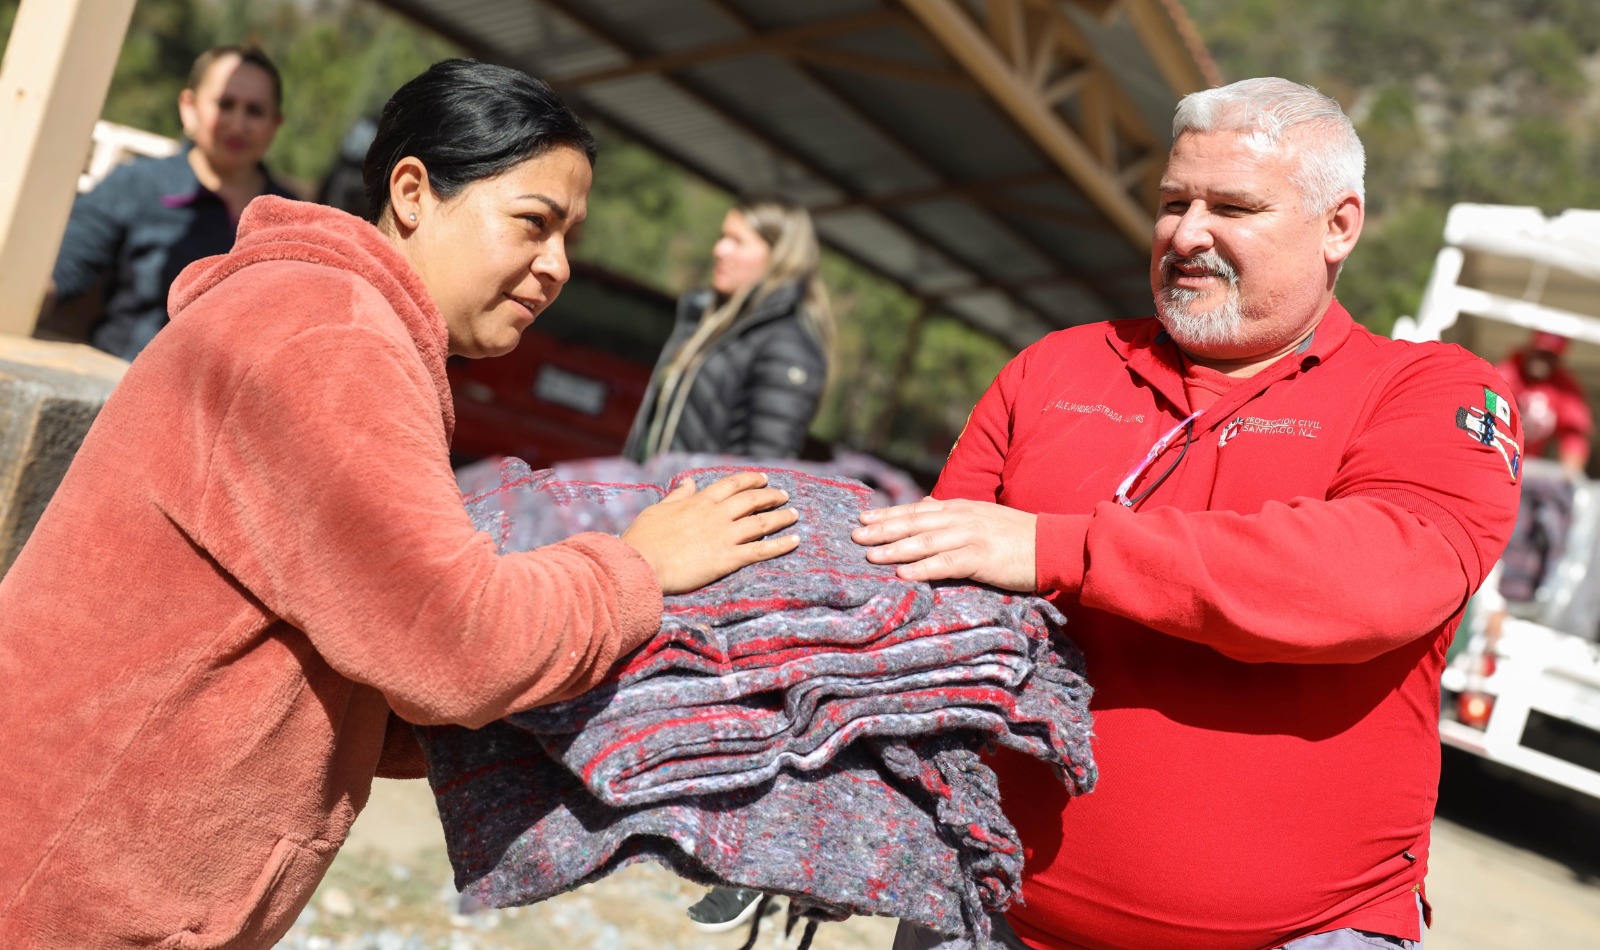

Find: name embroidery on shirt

[1045,401,1145,424]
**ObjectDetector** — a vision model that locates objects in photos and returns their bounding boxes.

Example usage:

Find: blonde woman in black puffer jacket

[626,196,834,462]
[627,197,834,934]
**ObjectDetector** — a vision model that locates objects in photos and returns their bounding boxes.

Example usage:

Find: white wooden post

[0,0,139,338]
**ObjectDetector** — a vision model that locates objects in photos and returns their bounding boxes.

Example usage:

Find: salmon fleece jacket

[0,196,663,949]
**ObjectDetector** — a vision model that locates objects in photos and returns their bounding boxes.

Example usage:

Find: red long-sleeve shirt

[933,302,1520,950]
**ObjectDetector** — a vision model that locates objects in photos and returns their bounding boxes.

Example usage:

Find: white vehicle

[76,120,181,193]
[1396,203,1600,801]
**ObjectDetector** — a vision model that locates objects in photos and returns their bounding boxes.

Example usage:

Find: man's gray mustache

[1159,250,1238,286]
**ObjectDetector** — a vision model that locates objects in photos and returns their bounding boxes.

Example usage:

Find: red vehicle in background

[448,261,677,467]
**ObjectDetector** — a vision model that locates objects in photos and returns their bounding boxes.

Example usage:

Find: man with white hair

[858,78,1522,949]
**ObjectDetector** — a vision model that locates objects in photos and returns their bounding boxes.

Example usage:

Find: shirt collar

[1107,298,1356,429]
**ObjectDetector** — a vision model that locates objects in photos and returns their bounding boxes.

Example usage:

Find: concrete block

[0,335,126,573]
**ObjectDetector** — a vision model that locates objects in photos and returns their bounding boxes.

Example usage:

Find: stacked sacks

[416,459,1095,944]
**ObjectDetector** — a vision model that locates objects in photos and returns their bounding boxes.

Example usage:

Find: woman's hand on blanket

[852,498,1037,591]
[621,471,801,594]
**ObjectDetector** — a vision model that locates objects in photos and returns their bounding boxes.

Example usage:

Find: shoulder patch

[1457,387,1521,482]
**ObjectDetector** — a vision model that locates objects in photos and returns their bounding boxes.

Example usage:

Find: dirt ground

[279,748,1600,949]
[277,775,897,950]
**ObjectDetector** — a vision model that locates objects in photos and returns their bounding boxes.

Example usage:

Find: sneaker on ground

[685,886,765,933]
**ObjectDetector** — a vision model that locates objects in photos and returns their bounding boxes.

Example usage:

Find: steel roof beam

[900,0,1159,251]
[532,0,1054,346]
[539,0,1065,337]
[694,0,1126,319]
[1112,0,1226,93]
[364,3,1022,337]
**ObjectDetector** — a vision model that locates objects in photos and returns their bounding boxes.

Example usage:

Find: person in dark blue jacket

[43,45,293,360]
[625,195,834,462]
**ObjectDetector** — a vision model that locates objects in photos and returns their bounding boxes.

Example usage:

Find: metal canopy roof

[368,0,1219,350]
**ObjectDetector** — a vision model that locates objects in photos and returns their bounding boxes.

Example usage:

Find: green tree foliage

[572,128,727,294]
[1185,0,1600,334]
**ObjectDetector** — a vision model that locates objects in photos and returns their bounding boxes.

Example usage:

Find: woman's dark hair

[188,45,283,110]
[361,59,598,225]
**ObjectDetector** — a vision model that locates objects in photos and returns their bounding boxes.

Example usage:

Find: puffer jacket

[625,282,828,460]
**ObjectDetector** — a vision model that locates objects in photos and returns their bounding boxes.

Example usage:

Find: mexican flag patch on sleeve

[1484,388,1513,427]
[1457,388,1521,482]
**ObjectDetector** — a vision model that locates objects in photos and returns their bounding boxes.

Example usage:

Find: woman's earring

[408,212,417,222]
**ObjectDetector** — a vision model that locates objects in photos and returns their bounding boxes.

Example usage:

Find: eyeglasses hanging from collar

[1114,409,1202,508]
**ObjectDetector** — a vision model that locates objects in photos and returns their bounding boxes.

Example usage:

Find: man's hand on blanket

[853,497,1037,591]
[622,471,800,594]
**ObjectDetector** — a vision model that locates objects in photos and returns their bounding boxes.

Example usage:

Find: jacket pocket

[162,834,336,950]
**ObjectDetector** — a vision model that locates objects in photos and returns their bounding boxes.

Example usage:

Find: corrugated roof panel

[1104,269,1156,310]
[890,199,1054,282]
[998,211,1147,275]
[1023,283,1121,326]
[367,0,1211,342]
[551,0,746,54]
[726,0,885,32]
[814,210,965,290]
[1003,181,1102,219]
[939,289,1052,349]
[813,22,960,70]
[808,70,1049,181]
[578,77,843,205]
[399,0,616,72]
[683,56,941,198]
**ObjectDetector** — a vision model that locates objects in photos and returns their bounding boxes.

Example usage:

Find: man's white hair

[1173,77,1365,214]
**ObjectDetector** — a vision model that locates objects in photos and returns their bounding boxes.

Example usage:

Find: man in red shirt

[854,78,1520,950]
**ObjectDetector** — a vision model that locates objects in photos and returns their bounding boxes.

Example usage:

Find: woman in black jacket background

[627,196,833,933]
[626,195,833,462]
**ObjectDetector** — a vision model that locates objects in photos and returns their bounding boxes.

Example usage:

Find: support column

[0,0,138,338]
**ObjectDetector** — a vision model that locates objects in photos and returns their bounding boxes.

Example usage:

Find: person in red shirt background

[1496,330,1591,475]
[854,78,1520,950]
[1482,331,1592,629]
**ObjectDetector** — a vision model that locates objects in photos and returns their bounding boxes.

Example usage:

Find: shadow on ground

[1437,745,1600,886]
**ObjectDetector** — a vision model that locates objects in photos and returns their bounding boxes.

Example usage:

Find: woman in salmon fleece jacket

[0,60,798,949]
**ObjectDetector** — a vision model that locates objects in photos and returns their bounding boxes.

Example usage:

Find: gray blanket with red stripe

[418,458,1095,943]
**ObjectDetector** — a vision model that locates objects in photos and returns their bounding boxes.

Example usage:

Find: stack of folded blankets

[454,449,928,517]
[416,458,1096,946]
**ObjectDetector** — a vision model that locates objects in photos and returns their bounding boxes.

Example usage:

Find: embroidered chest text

[1045,400,1145,425]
